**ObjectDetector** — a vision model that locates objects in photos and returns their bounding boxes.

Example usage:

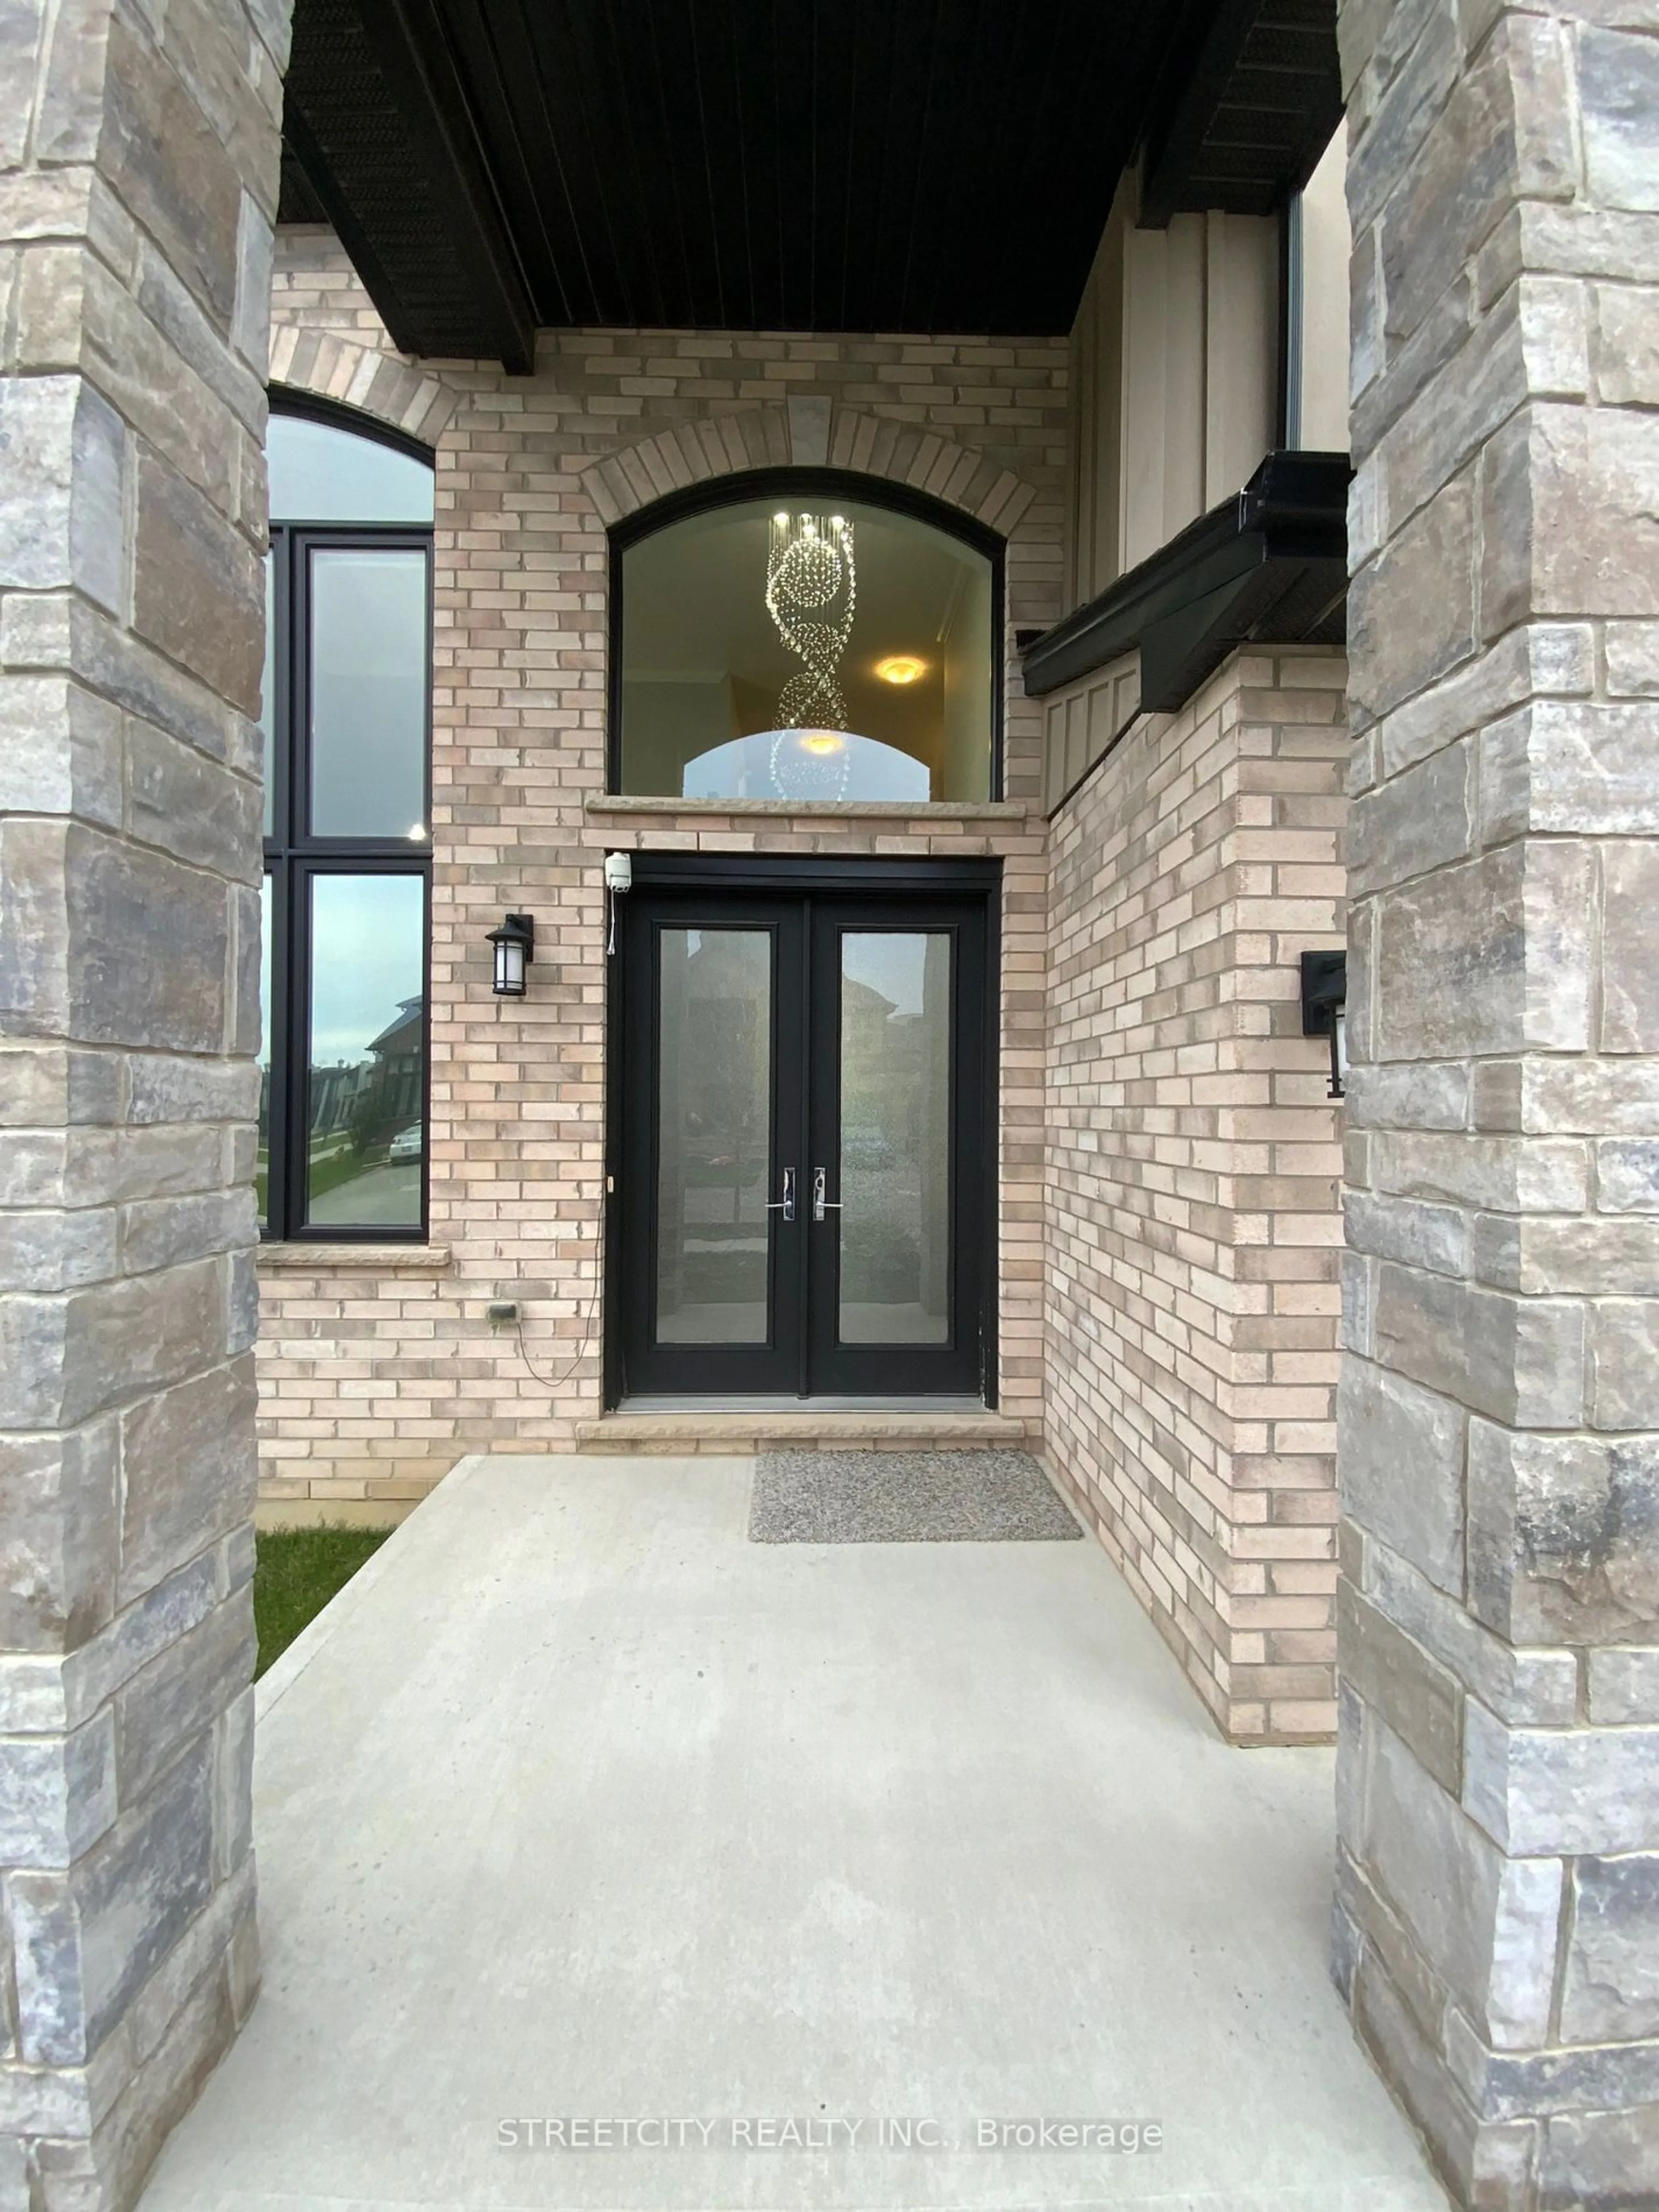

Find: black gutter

[1022,449,1352,710]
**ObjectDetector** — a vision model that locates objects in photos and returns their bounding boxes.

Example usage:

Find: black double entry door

[615,868,992,1401]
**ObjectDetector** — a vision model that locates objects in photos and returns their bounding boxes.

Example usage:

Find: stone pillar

[0,2,289,2204]
[1336,3,1659,2206]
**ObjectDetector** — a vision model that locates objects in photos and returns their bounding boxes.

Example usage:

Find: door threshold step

[574,1409,1032,1453]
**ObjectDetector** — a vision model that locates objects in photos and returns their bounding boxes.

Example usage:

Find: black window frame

[260,392,435,1246]
[607,467,1008,802]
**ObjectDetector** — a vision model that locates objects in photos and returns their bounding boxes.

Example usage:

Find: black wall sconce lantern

[488,912,535,997]
[1300,949,1348,1099]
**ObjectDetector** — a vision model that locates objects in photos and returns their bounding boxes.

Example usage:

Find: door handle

[766,1167,796,1223]
[812,1166,842,1222]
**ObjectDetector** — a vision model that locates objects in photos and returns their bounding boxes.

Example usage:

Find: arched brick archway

[266,339,458,447]
[578,399,1039,541]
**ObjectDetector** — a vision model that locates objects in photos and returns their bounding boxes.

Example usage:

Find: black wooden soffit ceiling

[278,0,1342,371]
[1138,0,1343,226]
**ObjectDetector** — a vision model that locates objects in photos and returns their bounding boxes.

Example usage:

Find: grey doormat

[748,1449,1083,1544]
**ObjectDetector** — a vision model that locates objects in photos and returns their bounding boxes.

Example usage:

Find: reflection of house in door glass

[366,998,424,1127]
[305,874,426,1229]
[656,930,771,1344]
[839,934,951,1345]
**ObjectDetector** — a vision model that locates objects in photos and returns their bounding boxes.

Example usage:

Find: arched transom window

[614,480,1000,803]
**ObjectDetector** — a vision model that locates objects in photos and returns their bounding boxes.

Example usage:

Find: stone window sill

[584,795,1028,821]
[257,1243,452,1275]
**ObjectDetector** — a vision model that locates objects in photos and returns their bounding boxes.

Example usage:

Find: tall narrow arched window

[257,396,434,1242]
[612,475,1001,803]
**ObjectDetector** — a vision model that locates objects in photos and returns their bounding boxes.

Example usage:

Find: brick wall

[1044,648,1349,1742]
[262,244,1351,1766]
[257,230,1067,1519]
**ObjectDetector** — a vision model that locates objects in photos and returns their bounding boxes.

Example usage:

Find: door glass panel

[838,932,951,1344]
[308,547,428,838]
[304,874,425,1229]
[656,928,772,1344]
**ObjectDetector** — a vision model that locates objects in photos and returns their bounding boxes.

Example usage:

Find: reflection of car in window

[388,1123,423,1163]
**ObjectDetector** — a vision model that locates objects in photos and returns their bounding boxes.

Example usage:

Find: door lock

[812,1167,842,1222]
[766,1167,797,1224]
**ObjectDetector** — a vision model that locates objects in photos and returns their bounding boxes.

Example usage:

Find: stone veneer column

[1336,3,1659,2205]
[0,2,289,2205]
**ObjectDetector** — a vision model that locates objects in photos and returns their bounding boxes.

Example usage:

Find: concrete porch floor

[139,1454,1446,2212]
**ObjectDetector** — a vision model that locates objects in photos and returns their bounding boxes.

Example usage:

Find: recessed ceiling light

[874,655,926,686]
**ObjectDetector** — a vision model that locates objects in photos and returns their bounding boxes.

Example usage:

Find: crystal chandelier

[764,511,856,797]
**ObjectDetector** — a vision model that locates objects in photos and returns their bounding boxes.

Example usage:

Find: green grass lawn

[254,1523,395,1678]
